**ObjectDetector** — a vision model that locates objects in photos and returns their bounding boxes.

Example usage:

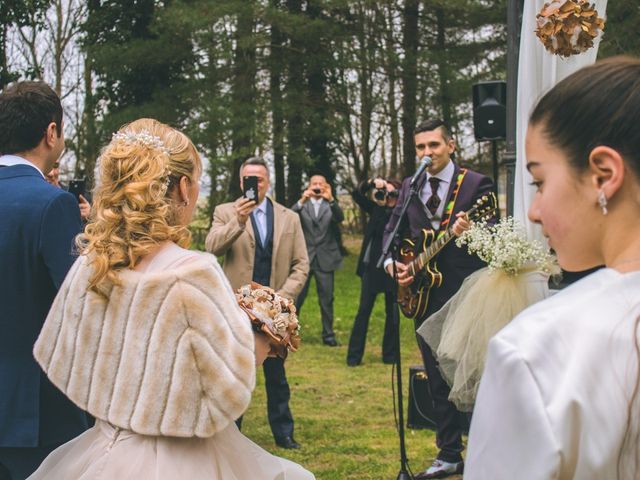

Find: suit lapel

[271,198,283,251]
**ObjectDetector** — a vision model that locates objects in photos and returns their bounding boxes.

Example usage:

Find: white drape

[513,0,608,241]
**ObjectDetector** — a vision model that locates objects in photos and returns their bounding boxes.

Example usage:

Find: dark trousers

[296,263,335,342]
[0,444,62,480]
[235,357,294,441]
[347,275,398,364]
[415,325,464,463]
[264,356,294,440]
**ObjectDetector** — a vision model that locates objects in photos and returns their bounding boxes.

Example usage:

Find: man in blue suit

[0,81,88,479]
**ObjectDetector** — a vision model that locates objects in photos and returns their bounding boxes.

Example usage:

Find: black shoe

[346,359,361,367]
[323,338,338,347]
[275,436,301,449]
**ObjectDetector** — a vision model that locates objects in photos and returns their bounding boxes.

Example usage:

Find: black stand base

[397,471,413,480]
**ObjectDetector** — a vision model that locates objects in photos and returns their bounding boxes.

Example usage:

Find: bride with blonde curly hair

[28,118,314,479]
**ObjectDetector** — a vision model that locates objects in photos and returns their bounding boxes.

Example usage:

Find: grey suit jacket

[291,199,344,272]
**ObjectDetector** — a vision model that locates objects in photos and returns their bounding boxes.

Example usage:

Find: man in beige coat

[206,157,309,450]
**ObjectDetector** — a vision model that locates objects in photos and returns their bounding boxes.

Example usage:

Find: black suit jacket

[383,162,495,320]
[352,181,394,293]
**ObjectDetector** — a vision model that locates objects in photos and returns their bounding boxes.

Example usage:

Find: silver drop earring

[598,190,608,215]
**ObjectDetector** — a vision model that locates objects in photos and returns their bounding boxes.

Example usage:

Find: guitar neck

[412,230,454,273]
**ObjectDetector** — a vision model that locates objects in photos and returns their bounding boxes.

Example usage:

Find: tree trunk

[305,0,333,186]
[269,0,286,203]
[285,0,304,204]
[401,0,419,178]
[435,4,451,125]
[229,2,256,199]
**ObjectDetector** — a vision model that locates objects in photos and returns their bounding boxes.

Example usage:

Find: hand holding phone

[243,176,259,201]
[68,179,86,202]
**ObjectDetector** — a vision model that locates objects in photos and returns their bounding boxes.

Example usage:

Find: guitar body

[397,229,444,319]
[394,193,496,320]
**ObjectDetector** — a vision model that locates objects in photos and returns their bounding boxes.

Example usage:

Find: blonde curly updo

[79,118,202,291]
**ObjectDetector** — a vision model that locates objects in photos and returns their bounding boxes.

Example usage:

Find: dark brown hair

[531,56,640,479]
[0,81,63,154]
[414,118,453,142]
[529,56,640,177]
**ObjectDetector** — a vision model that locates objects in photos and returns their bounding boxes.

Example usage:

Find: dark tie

[426,177,441,215]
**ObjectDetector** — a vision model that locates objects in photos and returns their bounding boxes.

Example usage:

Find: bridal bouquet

[455,216,559,276]
[236,282,301,359]
[418,217,559,411]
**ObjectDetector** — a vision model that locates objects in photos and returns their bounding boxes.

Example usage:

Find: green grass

[239,235,454,479]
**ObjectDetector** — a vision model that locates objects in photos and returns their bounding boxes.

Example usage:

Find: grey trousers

[296,264,335,341]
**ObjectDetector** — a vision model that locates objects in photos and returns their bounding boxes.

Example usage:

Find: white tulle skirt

[417,267,551,412]
[28,420,314,480]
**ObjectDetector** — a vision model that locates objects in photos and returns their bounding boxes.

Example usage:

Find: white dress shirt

[251,198,268,244]
[466,268,640,479]
[0,154,45,178]
[421,160,455,230]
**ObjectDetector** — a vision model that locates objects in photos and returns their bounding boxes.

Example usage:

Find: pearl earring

[598,190,608,215]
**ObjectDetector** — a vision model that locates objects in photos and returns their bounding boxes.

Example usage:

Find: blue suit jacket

[0,164,88,447]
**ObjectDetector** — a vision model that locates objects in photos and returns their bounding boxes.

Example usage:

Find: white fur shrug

[33,253,256,438]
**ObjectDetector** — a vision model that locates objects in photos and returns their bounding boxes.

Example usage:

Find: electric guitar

[397,193,497,319]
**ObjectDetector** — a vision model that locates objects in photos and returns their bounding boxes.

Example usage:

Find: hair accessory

[598,189,608,215]
[112,130,171,155]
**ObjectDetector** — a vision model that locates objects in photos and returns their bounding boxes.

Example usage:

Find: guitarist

[383,119,496,480]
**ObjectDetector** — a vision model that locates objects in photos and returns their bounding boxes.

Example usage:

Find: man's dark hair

[239,156,270,178]
[413,118,453,142]
[0,81,63,155]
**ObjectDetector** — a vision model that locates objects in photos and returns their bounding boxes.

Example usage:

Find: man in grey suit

[292,174,344,346]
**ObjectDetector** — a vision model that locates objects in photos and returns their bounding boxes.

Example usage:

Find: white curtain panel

[514,0,608,242]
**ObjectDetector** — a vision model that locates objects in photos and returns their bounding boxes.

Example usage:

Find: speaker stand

[491,139,500,211]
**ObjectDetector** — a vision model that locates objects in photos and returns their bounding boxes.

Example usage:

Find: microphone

[409,156,432,186]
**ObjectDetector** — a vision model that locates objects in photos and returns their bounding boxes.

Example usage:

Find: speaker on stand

[473,81,507,210]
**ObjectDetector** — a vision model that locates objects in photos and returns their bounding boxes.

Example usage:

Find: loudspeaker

[407,365,437,430]
[472,81,507,141]
[406,365,471,434]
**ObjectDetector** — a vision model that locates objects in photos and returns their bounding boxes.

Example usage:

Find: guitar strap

[436,168,468,239]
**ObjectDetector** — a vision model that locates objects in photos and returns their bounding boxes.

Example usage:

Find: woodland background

[2,0,639,225]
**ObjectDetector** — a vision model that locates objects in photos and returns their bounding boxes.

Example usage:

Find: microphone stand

[377,180,421,480]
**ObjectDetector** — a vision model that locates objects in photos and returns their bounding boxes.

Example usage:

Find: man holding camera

[206,157,309,450]
[292,174,344,347]
[346,177,401,366]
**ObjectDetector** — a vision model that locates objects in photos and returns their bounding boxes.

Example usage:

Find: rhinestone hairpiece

[111,130,171,155]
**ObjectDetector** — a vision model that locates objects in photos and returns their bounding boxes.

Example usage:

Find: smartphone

[243,176,259,201]
[68,179,86,202]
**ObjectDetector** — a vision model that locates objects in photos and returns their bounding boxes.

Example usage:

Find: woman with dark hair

[465,56,640,479]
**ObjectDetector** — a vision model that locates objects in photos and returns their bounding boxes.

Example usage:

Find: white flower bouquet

[455,216,559,276]
[236,282,301,359]
[418,217,559,411]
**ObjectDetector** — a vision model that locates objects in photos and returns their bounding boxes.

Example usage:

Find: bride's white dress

[29,244,314,480]
[30,420,312,479]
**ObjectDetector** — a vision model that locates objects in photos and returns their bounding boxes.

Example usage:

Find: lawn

[238,235,464,479]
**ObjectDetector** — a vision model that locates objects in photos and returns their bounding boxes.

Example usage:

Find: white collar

[255,197,269,214]
[0,154,46,178]
[310,197,323,205]
[427,160,455,184]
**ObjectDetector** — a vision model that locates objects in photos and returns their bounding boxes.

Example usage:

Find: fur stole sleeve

[34,253,256,438]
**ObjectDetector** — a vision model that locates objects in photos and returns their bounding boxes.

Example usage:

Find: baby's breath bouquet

[418,217,559,412]
[455,217,559,276]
